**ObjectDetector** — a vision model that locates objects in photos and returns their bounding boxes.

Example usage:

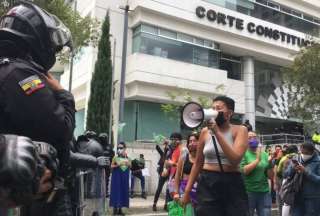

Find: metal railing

[259,133,305,146]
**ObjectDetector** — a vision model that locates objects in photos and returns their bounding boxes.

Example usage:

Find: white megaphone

[181,102,218,129]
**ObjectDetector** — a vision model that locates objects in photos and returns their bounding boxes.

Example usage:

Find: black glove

[0,134,39,206]
[96,156,110,167]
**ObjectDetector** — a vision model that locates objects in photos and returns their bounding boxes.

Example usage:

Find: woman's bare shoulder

[231,124,247,135]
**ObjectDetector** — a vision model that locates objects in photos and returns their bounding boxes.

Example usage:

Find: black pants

[196,170,249,216]
[153,175,169,205]
[105,168,111,195]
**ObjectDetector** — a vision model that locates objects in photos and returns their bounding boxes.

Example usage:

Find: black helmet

[99,133,108,142]
[0,1,72,70]
[77,139,104,157]
[84,130,97,139]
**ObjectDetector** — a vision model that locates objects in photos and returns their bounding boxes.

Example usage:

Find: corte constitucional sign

[196,6,311,47]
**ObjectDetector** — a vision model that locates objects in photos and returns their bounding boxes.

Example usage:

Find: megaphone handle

[211,136,224,173]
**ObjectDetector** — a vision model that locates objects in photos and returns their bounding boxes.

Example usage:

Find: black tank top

[183,154,193,175]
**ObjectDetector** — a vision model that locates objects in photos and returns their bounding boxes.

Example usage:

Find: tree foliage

[284,43,320,131]
[0,0,99,60]
[160,84,225,122]
[86,13,112,134]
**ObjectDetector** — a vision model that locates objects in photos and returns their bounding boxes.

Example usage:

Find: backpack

[279,168,303,205]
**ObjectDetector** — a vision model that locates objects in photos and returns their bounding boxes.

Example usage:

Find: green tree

[284,43,320,131]
[161,84,225,122]
[0,0,99,59]
[86,13,112,134]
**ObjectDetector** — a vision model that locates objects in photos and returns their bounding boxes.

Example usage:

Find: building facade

[62,0,319,140]
[59,0,320,194]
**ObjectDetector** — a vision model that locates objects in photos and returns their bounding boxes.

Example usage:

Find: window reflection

[132,25,220,68]
[220,54,242,80]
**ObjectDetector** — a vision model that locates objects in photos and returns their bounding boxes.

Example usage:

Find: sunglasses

[118,147,124,150]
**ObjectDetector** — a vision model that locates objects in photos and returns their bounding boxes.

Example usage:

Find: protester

[241,131,273,216]
[273,145,284,215]
[110,142,131,215]
[283,143,320,216]
[276,145,299,216]
[243,120,253,132]
[165,132,183,205]
[312,132,320,153]
[153,140,170,211]
[130,154,147,199]
[173,132,199,215]
[98,133,115,198]
[182,96,249,216]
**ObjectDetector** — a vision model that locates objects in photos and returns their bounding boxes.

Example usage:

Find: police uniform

[0,58,76,216]
[0,2,75,215]
[0,58,75,163]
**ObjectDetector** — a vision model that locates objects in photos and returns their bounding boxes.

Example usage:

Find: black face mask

[215,111,226,127]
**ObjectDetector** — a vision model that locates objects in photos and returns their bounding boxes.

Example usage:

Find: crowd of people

[148,96,320,216]
[1,2,320,216]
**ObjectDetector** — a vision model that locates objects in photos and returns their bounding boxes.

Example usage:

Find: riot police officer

[0,2,75,216]
[0,134,53,207]
[98,132,115,197]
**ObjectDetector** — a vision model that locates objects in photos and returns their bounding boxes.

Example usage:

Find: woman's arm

[214,125,248,166]
[111,156,119,169]
[181,128,206,205]
[174,156,184,200]
[156,145,164,157]
[242,149,261,175]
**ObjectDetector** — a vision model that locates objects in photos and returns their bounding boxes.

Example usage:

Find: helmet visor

[30,3,73,52]
[50,15,73,51]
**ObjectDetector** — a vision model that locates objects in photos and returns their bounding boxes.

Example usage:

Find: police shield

[79,167,107,216]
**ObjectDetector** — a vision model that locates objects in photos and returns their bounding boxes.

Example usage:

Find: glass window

[133,25,141,36]
[267,2,279,10]
[256,0,267,5]
[220,54,242,80]
[280,7,291,14]
[291,10,302,18]
[177,33,193,43]
[159,28,177,39]
[132,25,220,68]
[132,35,141,53]
[195,38,204,46]
[303,14,313,22]
[141,24,158,34]
[204,40,213,48]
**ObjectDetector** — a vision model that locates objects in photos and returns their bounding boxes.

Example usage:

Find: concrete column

[243,56,256,130]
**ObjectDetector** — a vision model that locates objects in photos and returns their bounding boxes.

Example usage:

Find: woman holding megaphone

[181,96,249,216]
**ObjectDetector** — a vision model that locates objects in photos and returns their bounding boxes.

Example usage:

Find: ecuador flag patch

[19,75,45,95]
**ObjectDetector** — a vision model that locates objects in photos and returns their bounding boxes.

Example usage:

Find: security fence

[259,133,305,146]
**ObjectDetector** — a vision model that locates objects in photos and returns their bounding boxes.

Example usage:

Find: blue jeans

[292,198,320,216]
[248,192,272,216]
[130,171,145,193]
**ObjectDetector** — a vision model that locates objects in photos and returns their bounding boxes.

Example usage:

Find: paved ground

[98,196,279,216]
[106,195,166,216]
[10,196,280,216]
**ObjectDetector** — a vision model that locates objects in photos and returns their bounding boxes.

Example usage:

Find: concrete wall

[126,142,175,195]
